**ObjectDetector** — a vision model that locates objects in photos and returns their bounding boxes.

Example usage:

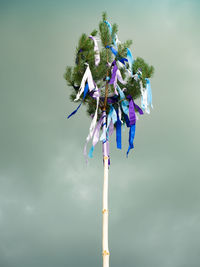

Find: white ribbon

[74,64,95,101]
[140,80,149,114]
[83,85,100,160]
[89,35,100,66]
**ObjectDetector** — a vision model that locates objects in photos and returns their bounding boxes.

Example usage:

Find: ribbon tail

[74,66,89,101]
[67,102,82,119]
[126,124,135,157]
[116,114,122,149]
[67,84,89,119]
[88,146,94,158]
[127,48,134,73]
[89,35,100,66]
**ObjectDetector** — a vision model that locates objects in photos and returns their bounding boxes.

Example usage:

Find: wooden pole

[102,48,110,267]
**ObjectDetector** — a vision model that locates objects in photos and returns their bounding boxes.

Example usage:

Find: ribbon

[104,20,112,34]
[146,78,153,109]
[104,20,117,48]
[116,108,122,149]
[116,85,129,115]
[100,105,117,141]
[74,64,95,101]
[127,48,134,74]
[109,61,126,94]
[106,46,128,66]
[89,35,100,66]
[126,95,136,156]
[86,113,104,159]
[127,124,136,157]
[127,95,136,125]
[126,95,144,156]
[67,83,89,119]
[84,86,100,160]
[105,45,118,56]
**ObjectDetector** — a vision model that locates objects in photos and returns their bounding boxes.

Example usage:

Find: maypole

[64,12,154,267]
[102,47,110,266]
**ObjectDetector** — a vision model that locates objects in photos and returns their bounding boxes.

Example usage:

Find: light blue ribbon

[88,145,94,158]
[104,20,117,48]
[127,48,134,74]
[116,85,129,115]
[146,78,153,108]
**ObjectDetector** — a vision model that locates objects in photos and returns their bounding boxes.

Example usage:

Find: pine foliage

[64,12,154,118]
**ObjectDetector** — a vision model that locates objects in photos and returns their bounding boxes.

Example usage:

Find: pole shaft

[102,155,109,267]
[102,45,110,267]
[102,111,109,267]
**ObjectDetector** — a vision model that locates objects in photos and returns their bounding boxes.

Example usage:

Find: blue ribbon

[67,83,89,119]
[116,108,122,149]
[106,45,128,65]
[106,45,118,56]
[119,57,128,65]
[127,124,136,157]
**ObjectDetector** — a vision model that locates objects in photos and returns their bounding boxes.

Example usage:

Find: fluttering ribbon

[89,35,100,66]
[109,61,126,94]
[125,95,144,156]
[84,86,100,160]
[104,21,112,34]
[74,63,95,101]
[116,85,129,115]
[106,46,128,66]
[87,113,104,159]
[67,83,89,119]
[127,48,134,74]
[104,20,117,48]
[105,45,118,56]
[126,95,136,156]
[116,108,122,149]
[146,78,153,110]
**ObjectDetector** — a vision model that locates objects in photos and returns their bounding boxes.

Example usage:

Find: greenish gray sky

[0,0,200,266]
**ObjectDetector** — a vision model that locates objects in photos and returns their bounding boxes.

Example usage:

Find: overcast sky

[0,0,200,267]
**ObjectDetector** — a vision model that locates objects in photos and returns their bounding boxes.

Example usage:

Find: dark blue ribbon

[67,83,89,119]
[127,124,136,157]
[106,46,128,65]
[106,45,118,56]
[116,108,122,149]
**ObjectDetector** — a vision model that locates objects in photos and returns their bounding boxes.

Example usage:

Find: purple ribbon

[109,60,118,85]
[127,95,136,125]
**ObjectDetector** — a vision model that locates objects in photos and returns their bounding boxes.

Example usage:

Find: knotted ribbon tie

[100,105,117,142]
